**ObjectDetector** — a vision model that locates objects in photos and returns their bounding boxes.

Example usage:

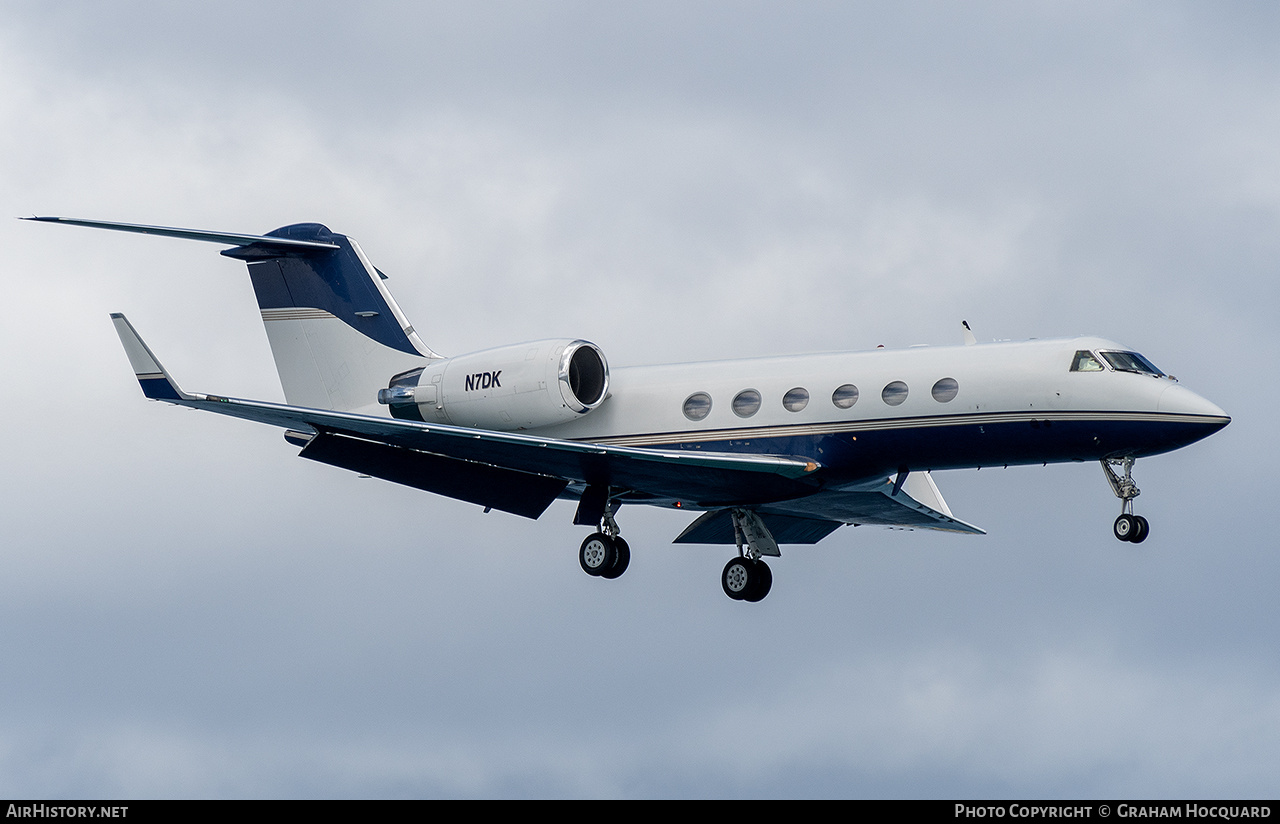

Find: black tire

[721,557,754,600]
[579,533,616,576]
[1130,515,1150,544]
[600,537,631,579]
[742,559,772,602]
[1113,514,1136,542]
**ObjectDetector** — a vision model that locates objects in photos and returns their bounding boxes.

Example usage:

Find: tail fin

[222,223,439,412]
[25,217,440,412]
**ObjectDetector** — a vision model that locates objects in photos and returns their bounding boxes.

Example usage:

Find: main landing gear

[721,556,772,602]
[573,489,780,602]
[578,502,630,580]
[1102,457,1149,544]
[721,509,779,603]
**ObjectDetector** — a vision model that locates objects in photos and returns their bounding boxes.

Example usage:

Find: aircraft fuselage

[542,335,1228,488]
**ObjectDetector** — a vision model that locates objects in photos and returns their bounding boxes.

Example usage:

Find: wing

[673,470,985,548]
[763,470,987,535]
[111,314,823,518]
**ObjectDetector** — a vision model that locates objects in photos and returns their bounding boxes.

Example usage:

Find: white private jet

[27,217,1231,602]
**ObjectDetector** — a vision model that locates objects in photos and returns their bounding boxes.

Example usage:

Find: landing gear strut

[1102,457,1149,543]
[578,501,630,579]
[721,509,777,602]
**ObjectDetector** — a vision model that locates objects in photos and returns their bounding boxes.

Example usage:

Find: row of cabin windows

[682,377,960,421]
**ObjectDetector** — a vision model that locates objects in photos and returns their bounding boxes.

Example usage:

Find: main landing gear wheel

[600,537,630,579]
[579,533,616,576]
[579,533,631,578]
[577,497,631,580]
[722,557,772,602]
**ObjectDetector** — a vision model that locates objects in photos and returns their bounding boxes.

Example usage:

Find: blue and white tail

[224,222,439,411]
[26,217,440,412]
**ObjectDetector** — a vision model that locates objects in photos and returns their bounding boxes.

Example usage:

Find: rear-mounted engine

[377,339,609,430]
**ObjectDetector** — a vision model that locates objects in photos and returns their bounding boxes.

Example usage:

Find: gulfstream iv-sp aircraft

[28,217,1231,602]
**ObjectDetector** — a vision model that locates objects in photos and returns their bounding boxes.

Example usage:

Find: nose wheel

[1113,513,1149,543]
[1102,457,1150,543]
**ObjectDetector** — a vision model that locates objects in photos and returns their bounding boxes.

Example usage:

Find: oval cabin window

[732,389,762,418]
[931,377,959,403]
[683,392,712,421]
[782,387,809,412]
[832,384,859,409]
[881,381,908,406]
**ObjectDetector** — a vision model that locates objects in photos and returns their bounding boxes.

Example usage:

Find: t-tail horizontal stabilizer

[110,313,196,402]
[23,216,341,254]
[31,215,440,413]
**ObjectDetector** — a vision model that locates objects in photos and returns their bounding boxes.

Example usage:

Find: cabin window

[1070,350,1104,372]
[931,377,959,403]
[881,381,908,406]
[732,389,762,418]
[1100,350,1164,377]
[832,384,859,409]
[682,392,712,421]
[782,387,809,412]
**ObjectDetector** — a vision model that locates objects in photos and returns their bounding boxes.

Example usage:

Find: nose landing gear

[1102,457,1149,543]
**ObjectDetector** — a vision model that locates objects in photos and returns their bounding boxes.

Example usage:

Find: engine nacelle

[377,339,609,430]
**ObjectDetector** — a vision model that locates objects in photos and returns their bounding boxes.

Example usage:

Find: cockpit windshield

[1070,350,1104,372]
[1099,350,1164,377]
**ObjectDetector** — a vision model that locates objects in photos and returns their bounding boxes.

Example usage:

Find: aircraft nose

[1158,383,1230,423]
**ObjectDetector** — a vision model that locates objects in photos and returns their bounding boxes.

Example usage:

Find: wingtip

[109,314,192,402]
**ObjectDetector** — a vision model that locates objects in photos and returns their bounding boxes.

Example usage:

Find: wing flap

[673,510,844,545]
[299,432,568,519]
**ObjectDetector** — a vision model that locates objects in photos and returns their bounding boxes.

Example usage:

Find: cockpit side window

[1070,350,1104,372]
[1099,350,1164,377]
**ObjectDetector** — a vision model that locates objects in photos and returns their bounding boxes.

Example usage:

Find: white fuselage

[528,336,1227,483]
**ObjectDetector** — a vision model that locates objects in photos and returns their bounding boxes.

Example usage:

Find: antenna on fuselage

[961,320,977,346]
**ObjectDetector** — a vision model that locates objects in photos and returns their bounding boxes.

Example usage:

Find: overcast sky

[1,1,1276,799]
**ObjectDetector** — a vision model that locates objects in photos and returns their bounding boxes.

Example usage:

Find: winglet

[109,313,194,401]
